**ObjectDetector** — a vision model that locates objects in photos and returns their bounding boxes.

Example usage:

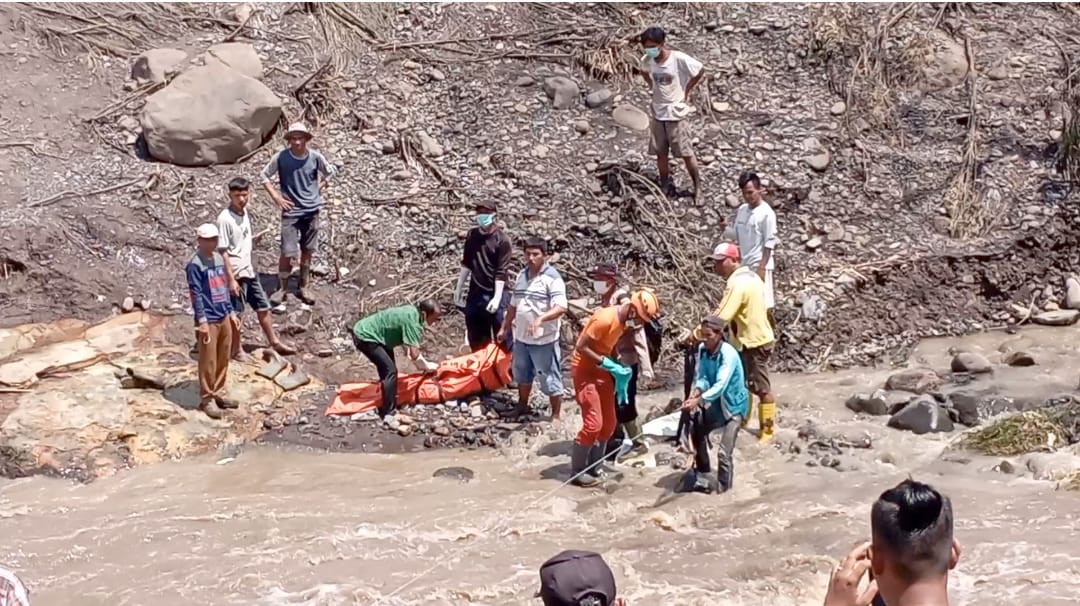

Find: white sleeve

[260,151,280,183]
[762,209,778,250]
[678,52,704,81]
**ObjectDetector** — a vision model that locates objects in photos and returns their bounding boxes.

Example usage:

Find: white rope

[370,431,647,605]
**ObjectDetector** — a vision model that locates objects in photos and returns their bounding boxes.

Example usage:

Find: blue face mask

[645,46,661,59]
[476,213,495,228]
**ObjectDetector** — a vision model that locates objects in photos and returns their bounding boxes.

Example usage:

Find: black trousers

[682,408,740,492]
[353,335,398,418]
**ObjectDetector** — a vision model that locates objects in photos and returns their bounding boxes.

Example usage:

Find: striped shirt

[510,263,568,345]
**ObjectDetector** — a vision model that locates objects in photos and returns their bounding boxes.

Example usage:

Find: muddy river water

[3,327,1080,605]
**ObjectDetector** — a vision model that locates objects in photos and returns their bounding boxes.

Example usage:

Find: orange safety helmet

[630,289,660,322]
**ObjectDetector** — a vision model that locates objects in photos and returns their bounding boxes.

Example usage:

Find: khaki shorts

[649,119,693,158]
[740,344,773,395]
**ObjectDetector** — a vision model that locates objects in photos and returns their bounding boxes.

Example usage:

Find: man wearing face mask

[454,201,513,352]
[588,263,654,459]
[640,26,706,200]
[569,290,660,487]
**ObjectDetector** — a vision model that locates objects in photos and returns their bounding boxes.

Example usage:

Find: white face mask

[625,318,641,330]
[592,280,610,295]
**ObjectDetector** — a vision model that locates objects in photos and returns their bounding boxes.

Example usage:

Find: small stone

[887,397,955,435]
[415,130,443,157]
[1065,276,1080,310]
[585,87,613,108]
[340,80,358,90]
[996,460,1016,474]
[381,141,396,154]
[532,144,549,158]
[397,414,415,426]
[137,298,152,311]
[514,75,535,87]
[118,115,140,132]
[541,76,580,110]
[748,24,767,35]
[885,368,942,394]
[1003,351,1035,367]
[845,389,889,416]
[315,349,333,358]
[574,120,591,134]
[803,151,832,172]
[947,392,981,427]
[987,64,1009,81]
[830,101,847,115]
[712,101,730,112]
[298,416,309,425]
[434,425,452,437]
[433,466,474,482]
[950,352,992,374]
[121,296,136,313]
[1032,310,1080,326]
[613,104,650,131]
[470,405,484,418]
[805,237,822,250]
[391,169,412,181]
[402,59,422,70]
[428,68,446,81]
[397,424,413,437]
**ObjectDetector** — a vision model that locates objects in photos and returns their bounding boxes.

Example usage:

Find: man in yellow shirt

[706,242,778,442]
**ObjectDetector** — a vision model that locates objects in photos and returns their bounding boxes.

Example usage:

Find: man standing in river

[706,242,777,443]
[261,122,336,309]
[640,25,706,200]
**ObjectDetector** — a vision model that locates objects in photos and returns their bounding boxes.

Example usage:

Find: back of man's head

[871,479,954,583]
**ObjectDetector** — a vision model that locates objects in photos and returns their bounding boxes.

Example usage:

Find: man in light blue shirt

[680,315,749,493]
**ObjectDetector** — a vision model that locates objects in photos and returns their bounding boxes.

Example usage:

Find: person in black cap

[538,550,625,606]
[454,200,513,351]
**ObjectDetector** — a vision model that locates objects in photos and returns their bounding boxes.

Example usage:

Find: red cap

[708,242,740,262]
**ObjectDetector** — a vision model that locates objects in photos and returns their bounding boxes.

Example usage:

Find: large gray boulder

[612,104,650,131]
[887,396,955,435]
[141,63,282,167]
[884,367,942,394]
[131,48,188,84]
[202,42,263,80]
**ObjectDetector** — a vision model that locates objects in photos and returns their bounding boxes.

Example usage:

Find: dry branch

[28,177,142,209]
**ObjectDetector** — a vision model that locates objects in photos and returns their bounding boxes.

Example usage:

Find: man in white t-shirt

[498,237,568,420]
[730,172,778,322]
[640,26,706,200]
[217,177,297,361]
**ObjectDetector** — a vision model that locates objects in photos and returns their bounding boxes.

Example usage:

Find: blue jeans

[512,341,564,396]
[464,288,511,352]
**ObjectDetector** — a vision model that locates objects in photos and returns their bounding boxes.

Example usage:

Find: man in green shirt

[350,299,442,419]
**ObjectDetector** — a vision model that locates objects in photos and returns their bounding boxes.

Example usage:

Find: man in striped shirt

[498,237,568,419]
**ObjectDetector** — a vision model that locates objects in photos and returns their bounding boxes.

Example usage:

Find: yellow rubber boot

[758,401,776,443]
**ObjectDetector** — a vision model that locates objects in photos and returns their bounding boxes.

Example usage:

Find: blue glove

[600,357,633,406]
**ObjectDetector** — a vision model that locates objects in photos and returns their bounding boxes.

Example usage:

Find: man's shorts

[512,340,564,397]
[281,212,320,257]
[231,276,271,313]
[649,119,693,158]
[740,344,773,395]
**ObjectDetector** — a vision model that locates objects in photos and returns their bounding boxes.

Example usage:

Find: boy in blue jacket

[186,223,239,419]
[680,316,749,493]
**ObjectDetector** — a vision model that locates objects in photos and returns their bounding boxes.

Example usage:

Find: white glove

[424,360,439,372]
[454,268,470,308]
[485,280,505,314]
[414,354,437,373]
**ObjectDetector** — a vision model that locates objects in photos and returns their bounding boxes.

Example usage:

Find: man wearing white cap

[261,122,336,308]
[185,223,239,419]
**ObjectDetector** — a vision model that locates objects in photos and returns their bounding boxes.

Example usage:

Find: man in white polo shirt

[732,171,778,324]
[498,237,568,420]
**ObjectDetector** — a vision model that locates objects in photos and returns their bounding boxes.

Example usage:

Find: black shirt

[462,226,511,293]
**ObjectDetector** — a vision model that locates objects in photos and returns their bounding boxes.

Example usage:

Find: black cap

[587,263,618,279]
[475,200,498,212]
[538,550,617,606]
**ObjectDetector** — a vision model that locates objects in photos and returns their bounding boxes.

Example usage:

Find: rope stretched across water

[370,429,648,605]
